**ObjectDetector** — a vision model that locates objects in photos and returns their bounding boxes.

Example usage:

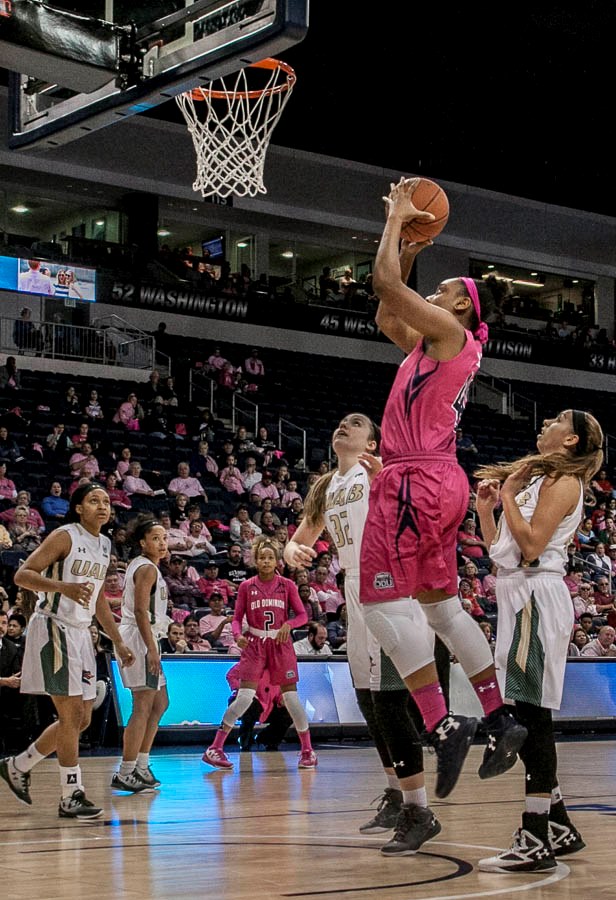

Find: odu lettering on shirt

[323,462,369,570]
[37,522,110,628]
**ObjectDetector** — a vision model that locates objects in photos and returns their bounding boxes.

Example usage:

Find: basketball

[400,178,449,243]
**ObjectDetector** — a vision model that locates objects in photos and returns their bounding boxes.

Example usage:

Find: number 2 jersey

[232,574,307,637]
[379,331,482,461]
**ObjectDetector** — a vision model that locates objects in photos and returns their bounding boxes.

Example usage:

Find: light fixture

[487,264,495,269]
[512,279,545,288]
[281,251,294,258]
[530,271,538,276]
[237,241,248,248]
[11,204,29,213]
[157,227,171,237]
[95,219,105,226]
[572,279,579,284]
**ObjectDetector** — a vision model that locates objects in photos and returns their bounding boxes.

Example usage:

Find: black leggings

[514,701,558,795]
[355,688,424,779]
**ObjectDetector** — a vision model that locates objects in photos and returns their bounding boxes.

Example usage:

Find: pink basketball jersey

[234,574,306,634]
[380,331,482,461]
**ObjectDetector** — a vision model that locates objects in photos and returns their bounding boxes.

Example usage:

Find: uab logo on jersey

[374,571,394,590]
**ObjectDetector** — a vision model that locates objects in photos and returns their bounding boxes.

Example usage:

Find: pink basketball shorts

[234,634,299,686]
[360,456,469,602]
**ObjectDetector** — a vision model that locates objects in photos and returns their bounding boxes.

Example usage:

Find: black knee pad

[515,702,557,795]
[355,688,392,768]
[373,690,424,780]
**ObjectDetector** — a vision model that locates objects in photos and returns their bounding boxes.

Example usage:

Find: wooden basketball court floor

[1,738,614,900]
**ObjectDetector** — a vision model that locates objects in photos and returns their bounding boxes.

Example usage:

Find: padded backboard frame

[8,0,308,150]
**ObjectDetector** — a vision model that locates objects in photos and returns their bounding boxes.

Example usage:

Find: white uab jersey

[37,523,111,627]
[490,475,583,574]
[324,462,370,571]
[121,555,169,638]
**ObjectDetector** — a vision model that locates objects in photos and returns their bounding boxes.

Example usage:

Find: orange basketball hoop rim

[188,58,296,101]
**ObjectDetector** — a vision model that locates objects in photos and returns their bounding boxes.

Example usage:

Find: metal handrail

[0,313,155,370]
[278,416,306,467]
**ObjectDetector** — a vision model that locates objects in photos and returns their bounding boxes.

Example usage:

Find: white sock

[402,787,428,808]
[120,760,136,776]
[386,772,399,791]
[526,796,551,816]
[136,753,149,771]
[14,742,45,773]
[60,765,81,798]
[551,786,563,805]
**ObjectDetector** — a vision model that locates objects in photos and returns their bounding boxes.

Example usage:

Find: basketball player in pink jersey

[360,176,526,800]
[203,535,317,770]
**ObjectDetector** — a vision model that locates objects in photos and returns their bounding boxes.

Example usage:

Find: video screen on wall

[0,256,97,302]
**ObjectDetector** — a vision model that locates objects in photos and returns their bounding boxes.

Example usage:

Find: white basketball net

[175,58,296,199]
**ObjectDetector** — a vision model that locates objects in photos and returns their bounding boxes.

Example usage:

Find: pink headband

[460,277,489,344]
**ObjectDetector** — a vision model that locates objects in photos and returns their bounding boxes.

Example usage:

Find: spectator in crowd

[58,385,81,419]
[40,481,69,524]
[5,612,26,656]
[457,516,490,561]
[585,542,612,578]
[241,457,262,494]
[104,473,132,515]
[198,592,238,652]
[219,454,244,496]
[482,561,498,603]
[456,428,479,462]
[163,556,203,611]
[143,402,174,441]
[8,506,42,555]
[229,504,261,543]
[458,579,485,619]
[163,511,196,556]
[319,266,339,303]
[206,346,228,375]
[243,348,265,390]
[258,510,278,538]
[167,462,207,501]
[0,491,45,533]
[70,422,90,448]
[296,582,322,623]
[580,624,616,657]
[69,442,100,480]
[479,620,495,653]
[279,479,302,508]
[568,626,590,656]
[169,492,190,526]
[141,370,163,409]
[83,389,105,424]
[182,615,212,652]
[572,581,599,622]
[0,462,17,503]
[250,469,279,504]
[293,621,333,657]
[115,446,133,481]
[0,609,23,753]
[217,542,254,593]
[159,375,179,410]
[576,516,597,551]
[197,561,233,605]
[177,519,216,560]
[253,426,278,466]
[103,569,124,623]
[0,356,21,395]
[112,393,144,431]
[160,621,188,654]
[14,304,44,352]
[592,576,615,619]
[189,440,219,481]
[564,563,585,598]
[44,423,72,464]
[608,544,616,577]
[252,497,281,530]
[0,427,24,466]
[578,612,597,639]
[327,603,347,649]
[216,439,236,471]
[123,461,165,511]
[591,469,614,501]
[192,409,217,445]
